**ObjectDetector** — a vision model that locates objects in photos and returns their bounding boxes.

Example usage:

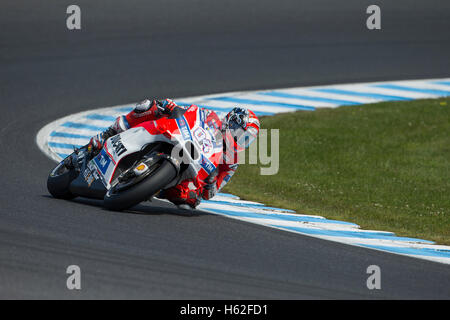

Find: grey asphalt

[0,0,449,299]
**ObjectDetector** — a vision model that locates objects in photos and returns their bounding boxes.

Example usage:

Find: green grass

[223,98,450,245]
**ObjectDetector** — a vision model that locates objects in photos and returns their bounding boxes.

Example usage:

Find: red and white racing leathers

[105,99,238,208]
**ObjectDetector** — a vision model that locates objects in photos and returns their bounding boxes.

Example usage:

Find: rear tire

[103,160,177,211]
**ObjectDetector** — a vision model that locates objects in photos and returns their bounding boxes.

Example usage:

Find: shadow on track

[41,194,212,218]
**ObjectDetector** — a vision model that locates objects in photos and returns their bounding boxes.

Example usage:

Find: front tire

[103,159,177,211]
[47,160,78,200]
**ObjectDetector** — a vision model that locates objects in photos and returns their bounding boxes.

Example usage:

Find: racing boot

[159,179,201,209]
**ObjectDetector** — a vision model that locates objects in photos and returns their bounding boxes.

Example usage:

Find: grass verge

[223,98,450,245]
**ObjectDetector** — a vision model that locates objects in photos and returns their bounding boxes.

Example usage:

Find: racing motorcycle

[47,106,223,211]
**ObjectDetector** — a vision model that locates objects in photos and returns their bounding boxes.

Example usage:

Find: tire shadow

[42,194,211,217]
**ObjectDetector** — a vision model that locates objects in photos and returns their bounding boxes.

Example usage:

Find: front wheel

[47,158,78,200]
[103,159,177,211]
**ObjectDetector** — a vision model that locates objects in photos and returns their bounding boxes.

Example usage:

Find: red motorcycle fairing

[136,105,223,182]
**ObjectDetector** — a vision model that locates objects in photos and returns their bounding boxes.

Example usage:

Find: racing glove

[202,183,218,200]
[202,169,219,200]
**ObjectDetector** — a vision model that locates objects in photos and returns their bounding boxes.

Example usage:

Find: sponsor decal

[176,117,192,141]
[82,167,95,187]
[202,138,212,154]
[199,109,206,128]
[223,174,232,183]
[110,135,127,157]
[133,163,148,176]
[94,149,112,175]
[193,127,214,154]
[200,154,216,175]
[193,127,206,141]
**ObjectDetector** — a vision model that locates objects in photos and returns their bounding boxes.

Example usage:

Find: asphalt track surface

[1,0,450,299]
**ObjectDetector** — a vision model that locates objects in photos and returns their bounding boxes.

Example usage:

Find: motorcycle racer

[88,99,260,209]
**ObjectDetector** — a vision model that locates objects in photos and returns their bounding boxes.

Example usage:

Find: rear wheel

[103,159,177,211]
